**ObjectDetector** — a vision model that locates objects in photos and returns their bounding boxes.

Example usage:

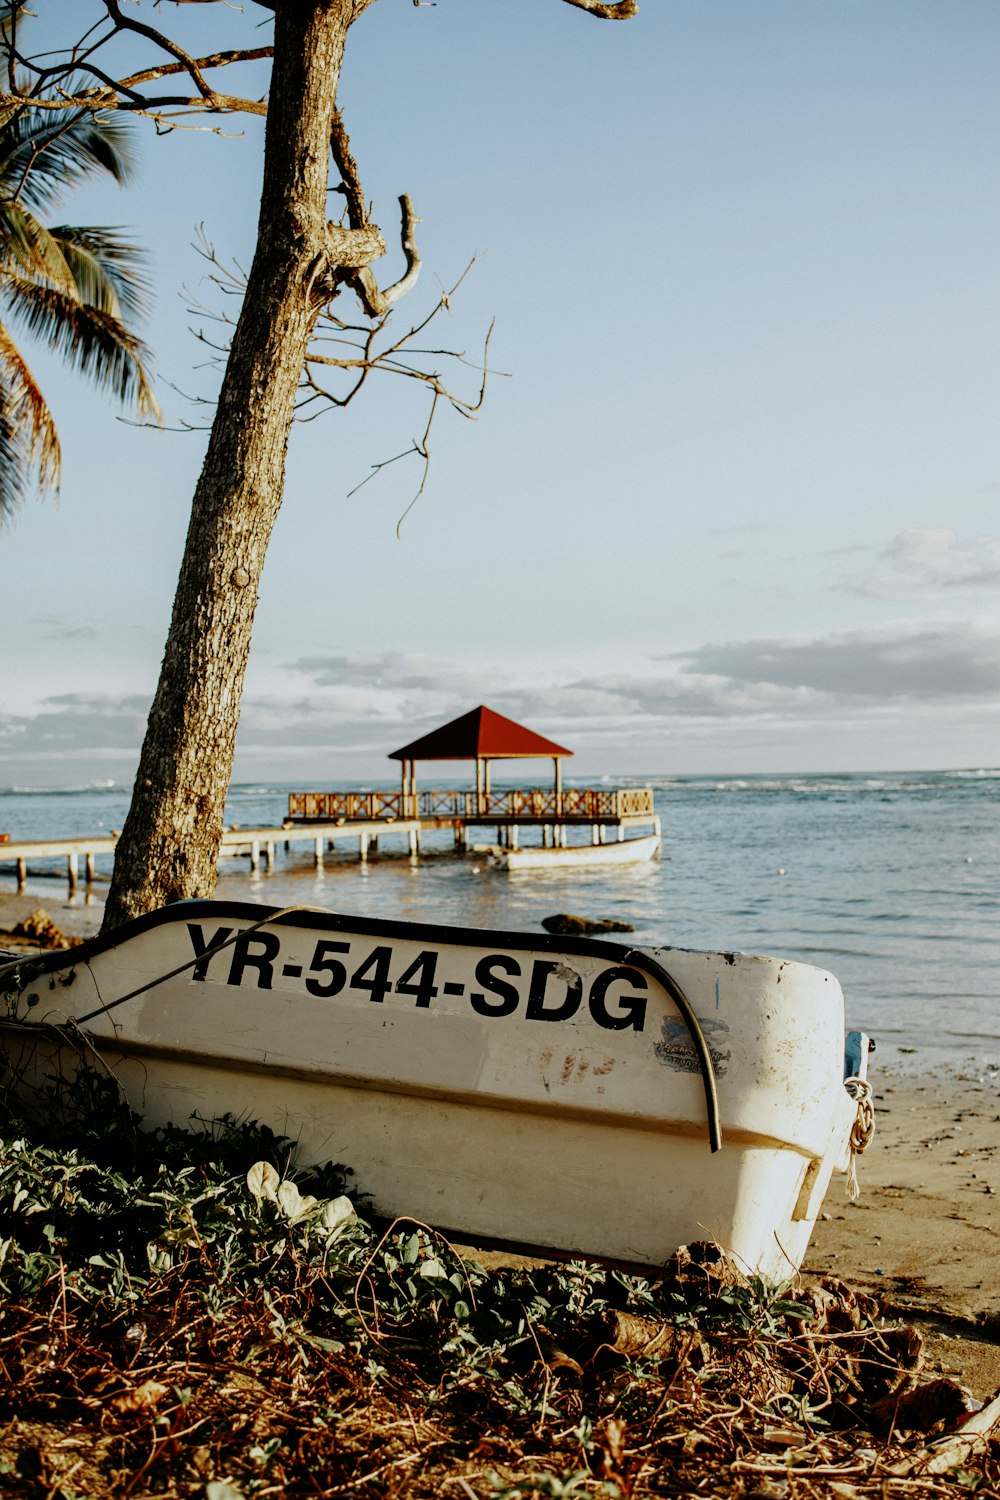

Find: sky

[2,0,999,787]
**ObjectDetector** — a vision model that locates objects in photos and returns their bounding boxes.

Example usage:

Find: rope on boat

[844,1075,875,1201]
[73,905,336,1026]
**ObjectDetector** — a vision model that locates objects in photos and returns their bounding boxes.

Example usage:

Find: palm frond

[0,318,61,520]
[0,197,76,290]
[0,385,27,522]
[2,276,160,419]
[0,103,138,213]
[0,70,157,520]
[48,224,153,324]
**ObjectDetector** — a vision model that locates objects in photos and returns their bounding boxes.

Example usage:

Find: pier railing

[287,791,410,823]
[287,786,655,823]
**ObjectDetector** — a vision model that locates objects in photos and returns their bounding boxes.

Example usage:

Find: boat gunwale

[0,899,724,1152]
[0,897,762,984]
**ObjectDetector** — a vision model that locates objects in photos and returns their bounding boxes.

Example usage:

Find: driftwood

[893,1388,1000,1475]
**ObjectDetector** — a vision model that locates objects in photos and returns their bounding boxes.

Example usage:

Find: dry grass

[0,1063,996,1499]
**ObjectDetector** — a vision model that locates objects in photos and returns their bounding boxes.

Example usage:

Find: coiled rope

[844,1075,875,1201]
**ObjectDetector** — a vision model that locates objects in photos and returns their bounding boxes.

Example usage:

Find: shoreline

[3,892,998,1398]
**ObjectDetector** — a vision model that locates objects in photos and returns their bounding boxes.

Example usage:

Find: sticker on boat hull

[655,1016,730,1075]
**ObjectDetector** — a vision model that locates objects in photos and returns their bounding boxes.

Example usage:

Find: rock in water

[542,913,635,936]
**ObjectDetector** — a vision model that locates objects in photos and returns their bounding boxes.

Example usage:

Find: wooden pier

[0,834,118,894]
[0,787,658,895]
[0,818,425,895]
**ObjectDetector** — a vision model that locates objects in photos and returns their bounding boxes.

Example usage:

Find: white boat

[0,900,871,1280]
[488,832,661,871]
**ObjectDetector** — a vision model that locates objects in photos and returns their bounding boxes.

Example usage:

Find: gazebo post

[554,756,563,843]
[475,756,484,817]
[484,757,497,841]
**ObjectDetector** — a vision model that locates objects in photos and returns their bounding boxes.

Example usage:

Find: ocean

[2,770,998,1076]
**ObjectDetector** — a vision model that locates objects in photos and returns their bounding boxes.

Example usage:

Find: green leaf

[246,1161,279,1204]
[403,1232,421,1265]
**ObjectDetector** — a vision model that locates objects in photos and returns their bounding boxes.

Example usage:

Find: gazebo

[389,705,572,816]
[286,707,657,859]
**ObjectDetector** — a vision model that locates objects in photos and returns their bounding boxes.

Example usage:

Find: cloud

[279,652,514,733]
[885,529,956,564]
[667,620,1000,703]
[0,694,152,752]
[7,619,1000,784]
[287,652,504,697]
[476,623,1000,731]
[847,529,1000,598]
[449,679,790,730]
[33,617,100,642]
[0,694,153,781]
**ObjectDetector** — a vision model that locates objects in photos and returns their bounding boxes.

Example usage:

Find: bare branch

[0,77,269,122]
[330,105,368,227]
[340,314,498,535]
[1,13,272,122]
[116,47,272,95]
[560,0,639,17]
[392,389,437,536]
[101,0,222,103]
[381,195,422,307]
[349,195,422,318]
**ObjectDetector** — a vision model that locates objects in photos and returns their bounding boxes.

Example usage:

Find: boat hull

[491,833,661,870]
[1,901,868,1279]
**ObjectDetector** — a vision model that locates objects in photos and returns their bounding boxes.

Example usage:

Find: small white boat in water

[488,832,661,871]
[0,901,871,1279]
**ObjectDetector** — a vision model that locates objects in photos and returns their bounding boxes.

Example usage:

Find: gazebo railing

[614,786,657,817]
[287,791,411,822]
[287,786,654,822]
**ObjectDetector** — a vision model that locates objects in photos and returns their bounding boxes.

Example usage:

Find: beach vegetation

[0,1061,995,1497]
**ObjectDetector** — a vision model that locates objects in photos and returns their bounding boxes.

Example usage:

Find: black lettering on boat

[228,930,281,989]
[187,923,235,983]
[351,946,394,1004]
[525,959,583,1023]
[394,950,439,1008]
[305,940,350,998]
[588,966,648,1033]
[469,954,521,1017]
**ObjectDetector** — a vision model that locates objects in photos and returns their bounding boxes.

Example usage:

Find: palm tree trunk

[102,1,353,931]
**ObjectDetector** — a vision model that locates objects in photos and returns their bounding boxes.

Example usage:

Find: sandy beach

[806,1067,1000,1398]
[3,890,998,1401]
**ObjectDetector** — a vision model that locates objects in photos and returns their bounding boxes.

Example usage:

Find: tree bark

[102,1,359,931]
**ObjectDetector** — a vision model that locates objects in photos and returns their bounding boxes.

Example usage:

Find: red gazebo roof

[389,705,573,762]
